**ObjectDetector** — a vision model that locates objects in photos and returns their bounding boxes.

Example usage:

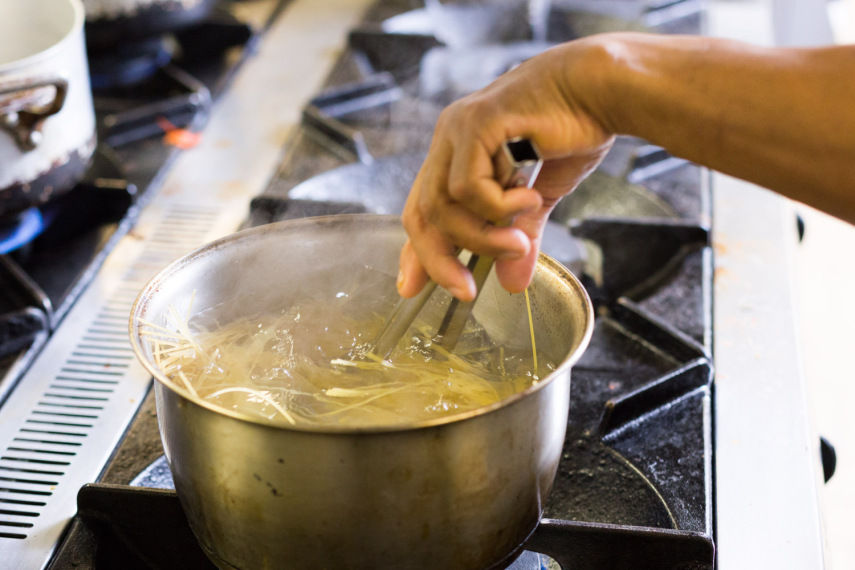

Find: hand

[399,41,615,301]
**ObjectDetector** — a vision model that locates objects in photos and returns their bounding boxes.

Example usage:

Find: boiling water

[146,284,553,428]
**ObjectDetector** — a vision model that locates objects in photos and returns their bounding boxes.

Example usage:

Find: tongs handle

[370,138,543,359]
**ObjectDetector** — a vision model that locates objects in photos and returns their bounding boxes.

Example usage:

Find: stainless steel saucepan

[130,214,593,570]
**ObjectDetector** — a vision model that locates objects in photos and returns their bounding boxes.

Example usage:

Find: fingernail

[448,284,473,302]
[396,270,405,292]
[498,249,525,260]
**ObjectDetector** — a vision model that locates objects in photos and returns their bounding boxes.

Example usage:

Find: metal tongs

[370,137,543,359]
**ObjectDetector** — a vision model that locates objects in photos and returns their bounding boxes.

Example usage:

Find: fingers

[418,191,540,257]
[398,236,477,301]
[495,249,539,294]
[396,42,618,300]
[445,137,542,223]
[414,138,544,256]
[400,200,534,301]
[400,131,546,301]
[397,239,431,297]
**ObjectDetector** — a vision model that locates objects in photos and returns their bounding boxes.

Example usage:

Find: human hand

[398,41,615,301]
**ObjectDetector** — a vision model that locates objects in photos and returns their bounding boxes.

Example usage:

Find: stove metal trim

[712,172,826,569]
[0,204,217,567]
[708,3,826,568]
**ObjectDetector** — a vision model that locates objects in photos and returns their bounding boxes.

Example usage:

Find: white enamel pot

[0,0,96,221]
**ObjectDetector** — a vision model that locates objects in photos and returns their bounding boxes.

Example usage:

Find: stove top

[0,0,828,568]
[44,1,716,568]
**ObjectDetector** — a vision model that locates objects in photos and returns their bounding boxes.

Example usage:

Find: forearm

[574,33,855,223]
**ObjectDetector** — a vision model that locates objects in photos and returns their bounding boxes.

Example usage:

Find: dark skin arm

[399,32,855,301]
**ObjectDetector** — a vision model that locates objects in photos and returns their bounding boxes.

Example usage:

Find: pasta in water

[141,286,551,428]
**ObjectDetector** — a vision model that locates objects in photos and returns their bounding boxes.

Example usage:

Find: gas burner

[89,11,254,147]
[0,144,134,349]
[0,208,46,255]
[0,144,130,256]
[88,36,176,90]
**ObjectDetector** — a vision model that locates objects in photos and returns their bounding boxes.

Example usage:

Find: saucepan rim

[129,214,594,434]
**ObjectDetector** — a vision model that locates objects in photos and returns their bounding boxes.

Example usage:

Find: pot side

[131,215,594,570]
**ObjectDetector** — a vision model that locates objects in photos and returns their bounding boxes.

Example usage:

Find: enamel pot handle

[0,76,70,152]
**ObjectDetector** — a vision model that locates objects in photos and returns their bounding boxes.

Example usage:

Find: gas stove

[0,1,827,569]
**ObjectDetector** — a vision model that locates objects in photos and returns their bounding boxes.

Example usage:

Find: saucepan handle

[0,76,69,151]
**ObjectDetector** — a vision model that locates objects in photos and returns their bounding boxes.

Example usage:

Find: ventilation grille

[0,203,220,567]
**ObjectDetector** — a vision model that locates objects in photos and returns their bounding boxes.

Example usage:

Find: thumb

[493,206,551,293]
[494,246,539,294]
